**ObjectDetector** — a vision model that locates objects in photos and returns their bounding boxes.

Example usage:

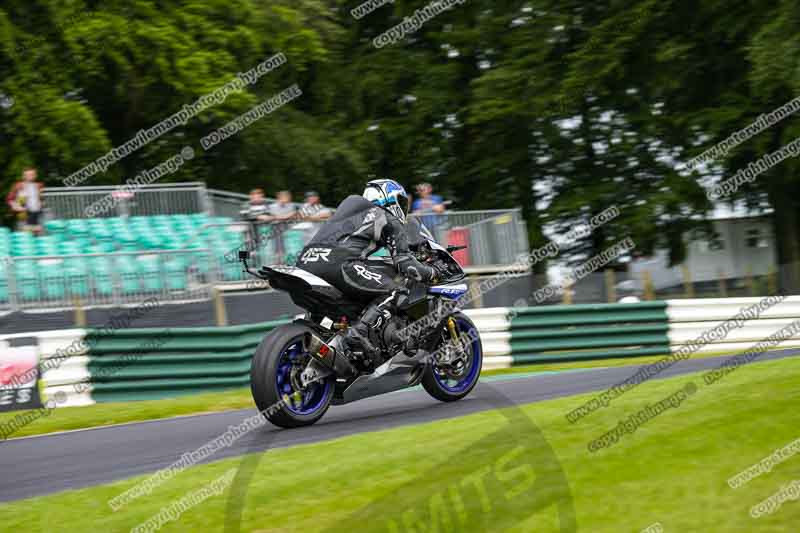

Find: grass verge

[0,354,797,531]
[0,348,767,440]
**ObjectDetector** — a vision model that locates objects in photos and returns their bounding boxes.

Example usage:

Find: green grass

[1,354,797,532]
[0,387,255,439]
[0,348,765,440]
[487,347,745,375]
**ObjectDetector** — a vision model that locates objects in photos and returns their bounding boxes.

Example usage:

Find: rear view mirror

[239,250,250,261]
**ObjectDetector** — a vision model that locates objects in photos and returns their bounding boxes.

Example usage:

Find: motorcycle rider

[296,179,440,363]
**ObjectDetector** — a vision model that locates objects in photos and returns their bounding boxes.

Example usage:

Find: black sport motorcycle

[240,221,483,428]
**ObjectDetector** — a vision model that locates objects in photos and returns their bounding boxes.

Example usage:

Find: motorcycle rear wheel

[251,323,334,428]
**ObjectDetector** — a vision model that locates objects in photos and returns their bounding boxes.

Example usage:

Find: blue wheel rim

[433,317,482,393]
[275,339,332,415]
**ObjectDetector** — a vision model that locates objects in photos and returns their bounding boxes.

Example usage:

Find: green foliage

[1,1,799,271]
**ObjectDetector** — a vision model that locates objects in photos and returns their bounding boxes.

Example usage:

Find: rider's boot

[343,296,394,366]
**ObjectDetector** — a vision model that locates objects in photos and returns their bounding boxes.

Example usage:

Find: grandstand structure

[0,183,529,313]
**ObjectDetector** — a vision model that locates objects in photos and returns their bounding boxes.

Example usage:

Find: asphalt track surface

[1,349,797,503]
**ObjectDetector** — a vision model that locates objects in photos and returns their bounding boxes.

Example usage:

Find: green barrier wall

[86,319,291,402]
[509,302,670,364]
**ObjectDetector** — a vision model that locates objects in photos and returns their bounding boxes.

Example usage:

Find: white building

[630,204,776,290]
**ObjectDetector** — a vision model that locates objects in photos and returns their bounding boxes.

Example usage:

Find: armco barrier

[85,319,289,403]
[509,302,671,364]
[665,296,800,353]
[6,296,799,407]
[82,309,513,402]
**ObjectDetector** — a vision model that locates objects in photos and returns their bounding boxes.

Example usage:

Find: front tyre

[421,312,483,402]
[251,323,333,428]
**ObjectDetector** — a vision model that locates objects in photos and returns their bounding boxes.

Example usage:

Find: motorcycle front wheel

[421,312,483,402]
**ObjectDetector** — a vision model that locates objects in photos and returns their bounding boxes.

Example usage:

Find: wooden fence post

[73,297,86,328]
[768,265,778,296]
[682,265,694,298]
[213,288,228,327]
[562,287,573,304]
[643,271,655,300]
[605,269,616,303]
[745,266,755,296]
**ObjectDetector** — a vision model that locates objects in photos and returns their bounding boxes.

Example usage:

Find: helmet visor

[396,193,409,216]
[363,185,385,204]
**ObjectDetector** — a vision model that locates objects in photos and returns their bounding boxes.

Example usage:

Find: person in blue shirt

[411,182,445,231]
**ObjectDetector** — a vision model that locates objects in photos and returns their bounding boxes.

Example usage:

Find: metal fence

[206,188,251,219]
[0,249,215,311]
[410,209,529,271]
[202,209,530,282]
[186,220,325,284]
[42,183,211,220]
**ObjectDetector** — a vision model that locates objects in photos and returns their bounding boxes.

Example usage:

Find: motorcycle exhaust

[304,332,356,377]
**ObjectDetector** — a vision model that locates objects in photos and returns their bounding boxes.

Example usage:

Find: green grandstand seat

[35,235,59,247]
[37,259,68,299]
[87,241,116,254]
[118,233,140,252]
[90,226,114,241]
[35,237,60,257]
[0,263,8,302]
[140,234,165,250]
[160,235,185,250]
[11,246,36,257]
[65,257,89,298]
[89,256,114,296]
[115,256,141,294]
[44,220,67,234]
[11,240,34,249]
[14,264,40,301]
[67,221,90,239]
[137,254,162,292]
[36,247,59,257]
[173,225,196,239]
[165,258,188,290]
[283,229,306,264]
[108,218,128,230]
[87,218,106,229]
[58,242,83,255]
[191,250,212,275]
[221,259,244,281]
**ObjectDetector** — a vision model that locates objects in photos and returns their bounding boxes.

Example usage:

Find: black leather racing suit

[296,195,438,358]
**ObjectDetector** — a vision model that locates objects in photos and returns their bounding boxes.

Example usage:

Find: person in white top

[7,167,44,234]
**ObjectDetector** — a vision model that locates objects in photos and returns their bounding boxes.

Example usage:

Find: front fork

[434,316,469,369]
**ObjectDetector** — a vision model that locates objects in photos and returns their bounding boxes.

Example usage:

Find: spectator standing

[263,190,297,262]
[239,188,272,254]
[7,167,44,234]
[411,182,445,233]
[240,188,270,221]
[297,191,332,253]
[299,191,332,222]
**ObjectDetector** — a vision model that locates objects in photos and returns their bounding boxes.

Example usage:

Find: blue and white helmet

[363,179,410,223]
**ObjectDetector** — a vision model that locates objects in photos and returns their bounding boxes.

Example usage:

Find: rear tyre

[251,323,333,428]
[421,312,483,402]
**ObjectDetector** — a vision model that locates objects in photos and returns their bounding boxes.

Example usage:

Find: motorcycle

[239,221,483,428]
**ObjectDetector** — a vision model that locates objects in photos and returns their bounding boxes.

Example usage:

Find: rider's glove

[395,253,438,283]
